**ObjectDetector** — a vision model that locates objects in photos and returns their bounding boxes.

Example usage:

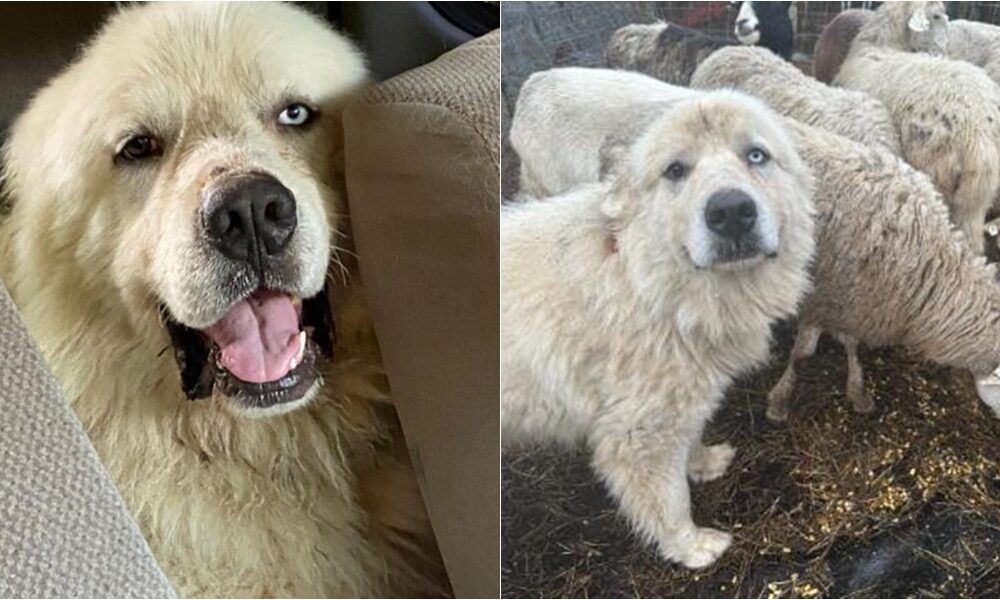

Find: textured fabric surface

[343,30,500,599]
[0,282,175,599]
[360,29,500,170]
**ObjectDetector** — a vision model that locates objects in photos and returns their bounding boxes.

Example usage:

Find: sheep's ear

[599,139,630,182]
[908,7,930,32]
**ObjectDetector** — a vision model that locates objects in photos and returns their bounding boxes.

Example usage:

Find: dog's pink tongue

[204,290,300,383]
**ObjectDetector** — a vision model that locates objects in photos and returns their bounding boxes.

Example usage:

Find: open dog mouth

[163,287,334,411]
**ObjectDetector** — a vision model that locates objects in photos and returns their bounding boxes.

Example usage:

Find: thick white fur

[0,3,442,597]
[502,91,816,568]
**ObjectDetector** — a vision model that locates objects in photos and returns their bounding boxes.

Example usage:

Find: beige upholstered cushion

[343,30,499,599]
[0,283,175,598]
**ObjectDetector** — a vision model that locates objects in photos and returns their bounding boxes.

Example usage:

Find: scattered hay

[502,328,1000,598]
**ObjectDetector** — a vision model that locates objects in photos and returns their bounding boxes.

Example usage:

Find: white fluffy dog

[502,88,816,568]
[0,3,443,597]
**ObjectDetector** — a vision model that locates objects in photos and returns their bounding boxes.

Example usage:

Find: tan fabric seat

[343,29,500,599]
[0,282,175,599]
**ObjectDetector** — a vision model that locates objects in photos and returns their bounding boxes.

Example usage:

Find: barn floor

[501,324,1000,598]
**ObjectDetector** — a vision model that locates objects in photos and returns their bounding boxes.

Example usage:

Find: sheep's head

[901,1,948,54]
[732,1,794,49]
[856,2,947,54]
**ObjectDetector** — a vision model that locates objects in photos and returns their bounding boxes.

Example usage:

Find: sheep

[835,2,1000,254]
[857,0,1000,90]
[507,66,1000,422]
[689,45,900,154]
[765,120,1000,421]
[811,3,945,83]
[939,20,1000,86]
[812,9,874,83]
[509,67,693,198]
[606,2,793,86]
[851,1,948,54]
[813,6,1000,87]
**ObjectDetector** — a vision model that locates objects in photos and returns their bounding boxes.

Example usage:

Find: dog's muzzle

[704,188,765,265]
[736,20,757,38]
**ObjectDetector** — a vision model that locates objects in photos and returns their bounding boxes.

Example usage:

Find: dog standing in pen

[502,88,816,568]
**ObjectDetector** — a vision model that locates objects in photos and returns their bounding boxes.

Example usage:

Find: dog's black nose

[204,174,297,267]
[705,189,757,239]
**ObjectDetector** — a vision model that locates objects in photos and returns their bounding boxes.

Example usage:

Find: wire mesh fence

[649,1,1000,60]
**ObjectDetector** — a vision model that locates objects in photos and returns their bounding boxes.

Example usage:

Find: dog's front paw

[688,443,735,482]
[665,527,732,569]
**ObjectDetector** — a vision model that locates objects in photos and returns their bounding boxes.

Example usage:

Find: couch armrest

[343,30,499,599]
[0,283,175,598]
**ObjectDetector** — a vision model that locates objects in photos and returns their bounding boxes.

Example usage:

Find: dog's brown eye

[117,134,161,162]
[664,162,687,181]
[278,103,314,127]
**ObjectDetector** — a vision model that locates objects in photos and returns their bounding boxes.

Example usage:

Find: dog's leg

[836,333,873,414]
[591,417,731,569]
[766,325,821,422]
[687,441,735,483]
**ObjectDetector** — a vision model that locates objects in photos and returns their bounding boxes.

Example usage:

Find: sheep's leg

[766,325,821,422]
[835,333,874,414]
[957,205,988,255]
[952,174,992,255]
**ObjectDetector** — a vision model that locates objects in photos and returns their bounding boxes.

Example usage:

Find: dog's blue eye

[278,103,313,127]
[664,162,687,181]
[747,147,769,165]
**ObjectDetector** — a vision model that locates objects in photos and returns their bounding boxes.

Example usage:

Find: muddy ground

[501,323,1000,598]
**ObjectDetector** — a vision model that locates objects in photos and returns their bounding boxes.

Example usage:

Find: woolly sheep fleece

[689,45,901,154]
[502,91,816,568]
[837,3,1000,254]
[0,3,441,597]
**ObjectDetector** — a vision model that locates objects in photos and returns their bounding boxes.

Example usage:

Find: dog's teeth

[289,331,307,370]
[290,296,302,307]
